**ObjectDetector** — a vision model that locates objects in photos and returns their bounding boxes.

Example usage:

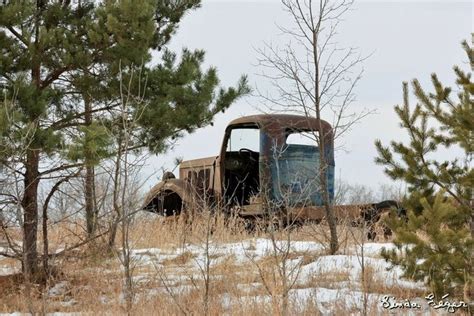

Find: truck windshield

[226,127,260,152]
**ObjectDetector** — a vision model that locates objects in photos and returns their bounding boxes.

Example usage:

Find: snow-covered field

[1,239,458,315]
[127,239,432,314]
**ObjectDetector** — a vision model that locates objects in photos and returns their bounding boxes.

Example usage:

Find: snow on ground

[0,239,433,314]
[0,246,20,276]
[0,265,18,276]
[130,238,326,267]
[124,239,428,313]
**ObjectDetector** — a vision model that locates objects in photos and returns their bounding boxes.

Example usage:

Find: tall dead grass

[0,211,449,315]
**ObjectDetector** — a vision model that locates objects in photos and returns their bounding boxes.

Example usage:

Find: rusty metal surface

[226,114,334,164]
[144,114,337,215]
[228,114,332,133]
[180,156,217,169]
[267,143,335,206]
[143,179,192,210]
[289,204,373,220]
[237,203,376,220]
[252,115,335,207]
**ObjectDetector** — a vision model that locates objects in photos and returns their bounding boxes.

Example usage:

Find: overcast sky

[142,0,472,192]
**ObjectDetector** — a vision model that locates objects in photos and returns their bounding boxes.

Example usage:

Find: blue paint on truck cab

[261,131,335,207]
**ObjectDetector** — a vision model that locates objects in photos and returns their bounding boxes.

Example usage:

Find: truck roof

[228,114,332,132]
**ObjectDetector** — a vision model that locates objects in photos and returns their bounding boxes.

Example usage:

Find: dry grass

[361,265,425,299]
[300,269,351,290]
[161,251,195,266]
[0,211,462,315]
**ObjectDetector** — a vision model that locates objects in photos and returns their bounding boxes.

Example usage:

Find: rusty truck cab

[143,114,335,217]
[220,114,335,215]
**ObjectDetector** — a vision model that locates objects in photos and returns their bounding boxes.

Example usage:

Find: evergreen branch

[39,162,83,176]
[0,72,14,83]
[41,65,73,89]
[50,104,118,130]
[6,26,29,48]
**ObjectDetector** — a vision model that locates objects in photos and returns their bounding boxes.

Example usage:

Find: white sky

[142,0,472,192]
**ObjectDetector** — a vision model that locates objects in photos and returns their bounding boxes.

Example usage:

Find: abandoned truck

[143,114,400,238]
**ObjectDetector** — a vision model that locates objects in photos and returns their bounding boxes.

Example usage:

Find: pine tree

[375,40,473,301]
[0,0,249,278]
[67,0,213,239]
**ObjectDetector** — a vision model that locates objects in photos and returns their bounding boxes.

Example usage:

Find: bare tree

[246,142,316,316]
[183,177,219,315]
[250,223,303,316]
[256,0,371,254]
[334,180,406,205]
[349,216,369,316]
[107,62,151,314]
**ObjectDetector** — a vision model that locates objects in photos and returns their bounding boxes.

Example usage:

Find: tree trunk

[84,96,98,238]
[108,130,123,250]
[312,27,338,255]
[42,193,49,277]
[21,0,42,278]
[317,135,338,255]
[22,149,40,276]
[85,166,96,236]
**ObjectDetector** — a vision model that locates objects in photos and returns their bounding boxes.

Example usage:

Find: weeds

[0,212,449,315]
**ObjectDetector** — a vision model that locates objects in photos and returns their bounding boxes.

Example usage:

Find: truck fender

[143,179,194,216]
